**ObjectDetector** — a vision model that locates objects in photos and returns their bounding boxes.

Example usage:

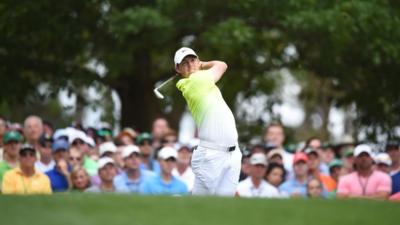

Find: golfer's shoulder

[176,71,213,90]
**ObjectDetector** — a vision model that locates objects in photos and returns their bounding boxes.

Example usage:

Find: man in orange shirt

[304,148,336,192]
[2,144,51,194]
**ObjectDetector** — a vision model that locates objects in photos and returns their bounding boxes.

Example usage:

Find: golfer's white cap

[158,146,178,160]
[374,152,392,166]
[174,47,197,67]
[122,145,140,159]
[250,153,267,166]
[353,144,373,157]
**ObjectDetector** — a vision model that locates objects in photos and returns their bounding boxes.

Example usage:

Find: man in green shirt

[0,130,23,189]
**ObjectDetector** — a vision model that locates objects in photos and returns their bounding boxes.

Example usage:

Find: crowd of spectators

[0,115,399,201]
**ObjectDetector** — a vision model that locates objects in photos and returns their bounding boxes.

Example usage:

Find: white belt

[198,140,236,152]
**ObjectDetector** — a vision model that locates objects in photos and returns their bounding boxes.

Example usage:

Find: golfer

[174,47,242,196]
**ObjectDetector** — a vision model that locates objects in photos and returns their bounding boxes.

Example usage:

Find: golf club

[153,75,177,99]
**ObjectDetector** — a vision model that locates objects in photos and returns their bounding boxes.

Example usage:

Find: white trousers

[191,145,242,196]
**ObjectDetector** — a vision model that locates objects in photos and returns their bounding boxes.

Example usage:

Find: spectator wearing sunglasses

[2,144,51,194]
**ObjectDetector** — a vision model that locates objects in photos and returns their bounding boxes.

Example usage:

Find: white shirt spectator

[172,167,195,192]
[236,177,281,198]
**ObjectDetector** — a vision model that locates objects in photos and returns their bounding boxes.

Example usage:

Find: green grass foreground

[0,194,399,225]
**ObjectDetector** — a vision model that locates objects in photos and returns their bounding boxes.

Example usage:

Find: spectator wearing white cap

[172,146,195,192]
[375,152,392,174]
[236,153,281,198]
[113,145,155,193]
[337,144,392,199]
[99,141,118,159]
[86,157,118,193]
[68,129,98,176]
[139,147,188,195]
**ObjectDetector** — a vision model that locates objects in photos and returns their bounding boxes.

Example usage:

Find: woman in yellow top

[2,144,52,194]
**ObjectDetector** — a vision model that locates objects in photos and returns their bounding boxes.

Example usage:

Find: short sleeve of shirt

[337,176,350,195]
[376,172,392,193]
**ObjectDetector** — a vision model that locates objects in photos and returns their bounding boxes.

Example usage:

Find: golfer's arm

[200,60,228,82]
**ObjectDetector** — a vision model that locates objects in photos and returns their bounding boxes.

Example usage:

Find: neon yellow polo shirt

[176,70,238,145]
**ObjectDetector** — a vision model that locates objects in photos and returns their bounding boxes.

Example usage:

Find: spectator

[172,145,195,192]
[140,147,188,195]
[137,132,160,173]
[267,149,283,165]
[2,144,51,194]
[263,123,293,173]
[86,157,118,193]
[386,141,400,175]
[307,178,324,198]
[337,144,392,199]
[341,147,355,175]
[321,145,336,165]
[304,148,336,192]
[236,153,280,198]
[68,147,84,169]
[279,152,309,198]
[23,115,43,148]
[35,133,55,173]
[328,159,343,183]
[99,141,118,159]
[114,145,155,193]
[239,153,251,181]
[265,163,286,188]
[374,152,392,174]
[116,128,137,146]
[151,117,171,150]
[42,120,54,137]
[70,167,91,193]
[0,131,23,186]
[0,116,7,149]
[161,129,178,148]
[45,139,71,192]
[69,130,98,176]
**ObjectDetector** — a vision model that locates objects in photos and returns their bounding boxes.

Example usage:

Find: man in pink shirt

[337,144,392,200]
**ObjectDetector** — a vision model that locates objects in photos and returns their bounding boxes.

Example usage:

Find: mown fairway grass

[0,194,398,225]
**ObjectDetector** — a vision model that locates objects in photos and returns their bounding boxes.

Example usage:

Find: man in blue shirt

[46,139,70,192]
[140,146,188,195]
[114,145,155,193]
[279,152,309,197]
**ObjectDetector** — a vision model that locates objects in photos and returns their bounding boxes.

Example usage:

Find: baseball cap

[353,144,373,157]
[328,159,343,168]
[250,153,267,166]
[158,146,178,160]
[136,132,153,145]
[293,152,308,164]
[343,147,354,157]
[122,145,140,159]
[174,47,197,67]
[374,152,392,166]
[99,142,117,156]
[97,157,115,170]
[39,133,53,147]
[3,130,23,144]
[68,129,87,144]
[267,149,283,159]
[303,147,318,156]
[19,144,36,154]
[52,139,70,152]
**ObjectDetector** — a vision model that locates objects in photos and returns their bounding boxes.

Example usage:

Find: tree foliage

[0,0,399,140]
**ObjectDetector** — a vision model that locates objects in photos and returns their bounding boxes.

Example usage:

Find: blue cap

[52,139,69,152]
